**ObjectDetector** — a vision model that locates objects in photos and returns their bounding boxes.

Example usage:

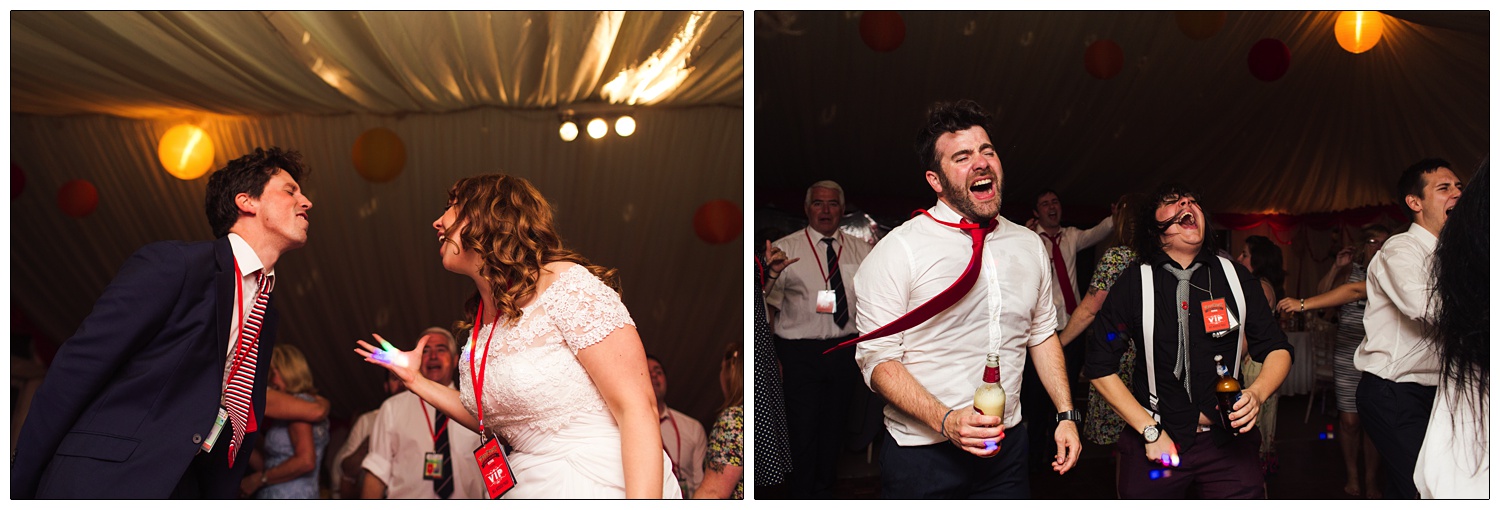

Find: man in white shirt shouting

[852,100,1079,498]
[1354,158,1464,500]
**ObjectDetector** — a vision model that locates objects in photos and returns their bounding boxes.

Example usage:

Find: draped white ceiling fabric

[9,11,744,427]
[754,11,1488,217]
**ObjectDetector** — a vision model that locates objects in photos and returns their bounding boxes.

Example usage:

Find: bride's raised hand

[354,333,427,387]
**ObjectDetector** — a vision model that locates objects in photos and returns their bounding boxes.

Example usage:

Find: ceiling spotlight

[614,116,636,137]
[559,120,579,142]
[587,118,608,139]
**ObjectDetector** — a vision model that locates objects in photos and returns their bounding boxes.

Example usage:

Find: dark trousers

[170,432,245,498]
[775,335,860,498]
[1116,429,1264,498]
[880,422,1030,498]
[1021,337,1083,469]
[1355,372,1437,500]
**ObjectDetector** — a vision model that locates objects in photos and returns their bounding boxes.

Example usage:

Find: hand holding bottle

[941,407,1004,458]
[1227,387,1263,434]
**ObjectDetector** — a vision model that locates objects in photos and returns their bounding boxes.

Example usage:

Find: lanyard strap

[420,400,449,445]
[225,260,256,392]
[661,412,682,476]
[803,228,843,287]
[468,301,500,442]
[1139,255,1246,421]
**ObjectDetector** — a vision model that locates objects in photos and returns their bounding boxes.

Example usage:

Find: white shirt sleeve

[361,400,397,487]
[1028,237,1060,346]
[1371,237,1435,323]
[853,235,913,387]
[1074,216,1115,250]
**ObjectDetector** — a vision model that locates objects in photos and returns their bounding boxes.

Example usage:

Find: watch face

[1143,426,1160,442]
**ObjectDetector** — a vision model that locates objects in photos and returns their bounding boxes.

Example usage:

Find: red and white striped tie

[225,272,271,466]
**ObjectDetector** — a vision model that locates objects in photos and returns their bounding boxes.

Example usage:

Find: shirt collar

[805,225,839,244]
[927,199,966,224]
[227,233,274,281]
[1405,222,1438,249]
[1147,245,1219,269]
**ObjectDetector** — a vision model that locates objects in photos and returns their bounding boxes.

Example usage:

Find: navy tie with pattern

[823,238,849,329]
[433,410,453,499]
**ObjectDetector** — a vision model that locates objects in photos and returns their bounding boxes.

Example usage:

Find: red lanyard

[803,228,843,288]
[468,301,501,441]
[226,260,256,387]
[661,411,682,476]
[420,400,448,445]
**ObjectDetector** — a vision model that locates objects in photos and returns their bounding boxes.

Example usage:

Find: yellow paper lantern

[158,124,215,180]
[353,127,407,183]
[1335,11,1385,54]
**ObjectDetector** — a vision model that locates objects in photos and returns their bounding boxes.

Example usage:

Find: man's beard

[938,171,1001,222]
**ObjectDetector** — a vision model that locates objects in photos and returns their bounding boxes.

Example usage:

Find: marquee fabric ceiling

[9,11,744,427]
[753,11,1488,221]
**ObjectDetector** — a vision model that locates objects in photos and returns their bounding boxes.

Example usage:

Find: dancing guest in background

[754,245,795,491]
[648,354,707,497]
[696,344,746,499]
[1235,235,1286,474]
[1413,163,1487,498]
[356,174,678,498]
[246,345,329,498]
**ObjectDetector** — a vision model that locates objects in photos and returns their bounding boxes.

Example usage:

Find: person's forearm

[1058,307,1095,347]
[1246,350,1291,398]
[618,405,665,498]
[405,377,481,433]
[693,464,743,499]
[1305,282,1366,310]
[264,390,330,421]
[359,471,386,499]
[1091,374,1156,433]
[870,360,948,433]
[1028,335,1074,412]
[1316,264,1343,295]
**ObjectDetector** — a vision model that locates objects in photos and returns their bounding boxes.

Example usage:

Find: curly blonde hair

[446,174,619,329]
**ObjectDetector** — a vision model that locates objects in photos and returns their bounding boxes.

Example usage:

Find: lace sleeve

[545,266,636,354]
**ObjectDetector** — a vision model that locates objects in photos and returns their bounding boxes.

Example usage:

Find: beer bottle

[1214,354,1243,436]
[973,353,1005,418]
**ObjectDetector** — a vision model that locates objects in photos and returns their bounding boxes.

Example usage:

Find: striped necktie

[823,238,850,329]
[433,410,454,498]
[225,272,271,466]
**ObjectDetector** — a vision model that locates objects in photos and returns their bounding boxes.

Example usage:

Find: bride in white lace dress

[356,174,680,498]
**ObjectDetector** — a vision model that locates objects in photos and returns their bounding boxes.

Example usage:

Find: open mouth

[969,178,996,200]
[1176,212,1198,229]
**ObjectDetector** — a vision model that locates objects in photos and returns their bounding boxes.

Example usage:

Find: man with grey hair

[764,179,875,497]
[360,327,484,499]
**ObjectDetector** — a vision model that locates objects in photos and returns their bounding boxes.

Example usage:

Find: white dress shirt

[223,233,277,389]
[854,201,1058,446]
[1032,217,1113,328]
[658,406,707,496]
[1354,223,1440,385]
[330,408,380,497]
[765,226,875,340]
[362,389,485,499]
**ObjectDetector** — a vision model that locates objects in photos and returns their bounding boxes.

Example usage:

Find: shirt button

[192,434,203,444]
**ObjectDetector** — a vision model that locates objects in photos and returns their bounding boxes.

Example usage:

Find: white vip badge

[815,289,838,314]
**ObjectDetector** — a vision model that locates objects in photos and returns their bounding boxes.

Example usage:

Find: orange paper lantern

[1247,38,1290,82]
[58,179,98,218]
[1084,39,1124,79]
[1176,12,1227,40]
[693,199,742,244]
[859,11,906,53]
[353,127,407,183]
[1334,11,1385,54]
[157,124,216,180]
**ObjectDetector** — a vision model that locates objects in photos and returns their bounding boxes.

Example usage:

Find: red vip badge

[1201,298,1230,334]
[473,437,515,499]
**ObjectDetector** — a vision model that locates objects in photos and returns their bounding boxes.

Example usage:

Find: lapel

[213,237,235,366]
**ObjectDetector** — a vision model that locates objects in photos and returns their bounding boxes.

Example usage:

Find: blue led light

[1149,469,1162,480]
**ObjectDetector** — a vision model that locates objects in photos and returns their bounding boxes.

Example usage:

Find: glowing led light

[559,121,579,142]
[614,116,636,137]
[587,118,608,139]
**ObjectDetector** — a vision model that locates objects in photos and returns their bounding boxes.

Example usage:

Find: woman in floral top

[1061,194,1142,446]
[696,344,744,499]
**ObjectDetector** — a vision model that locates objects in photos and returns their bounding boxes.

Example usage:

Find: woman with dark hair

[356,175,679,498]
[1235,235,1285,474]
[1414,163,1488,498]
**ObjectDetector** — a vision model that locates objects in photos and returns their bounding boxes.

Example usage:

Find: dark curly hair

[205,147,309,238]
[444,174,619,329]
[1242,235,1286,301]
[914,99,993,174]
[1133,183,1217,264]
[1427,160,1487,456]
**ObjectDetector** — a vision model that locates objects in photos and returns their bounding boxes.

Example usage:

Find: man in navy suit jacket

[12,147,316,498]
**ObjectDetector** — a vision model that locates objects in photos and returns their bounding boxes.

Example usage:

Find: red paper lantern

[13,163,24,198]
[57,179,98,218]
[1084,39,1124,79]
[693,199,742,245]
[353,127,407,183]
[1176,12,1226,40]
[859,11,906,52]
[1247,38,1290,82]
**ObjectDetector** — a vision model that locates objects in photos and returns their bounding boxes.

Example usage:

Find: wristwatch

[1142,424,1161,443]
[1055,409,1082,424]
